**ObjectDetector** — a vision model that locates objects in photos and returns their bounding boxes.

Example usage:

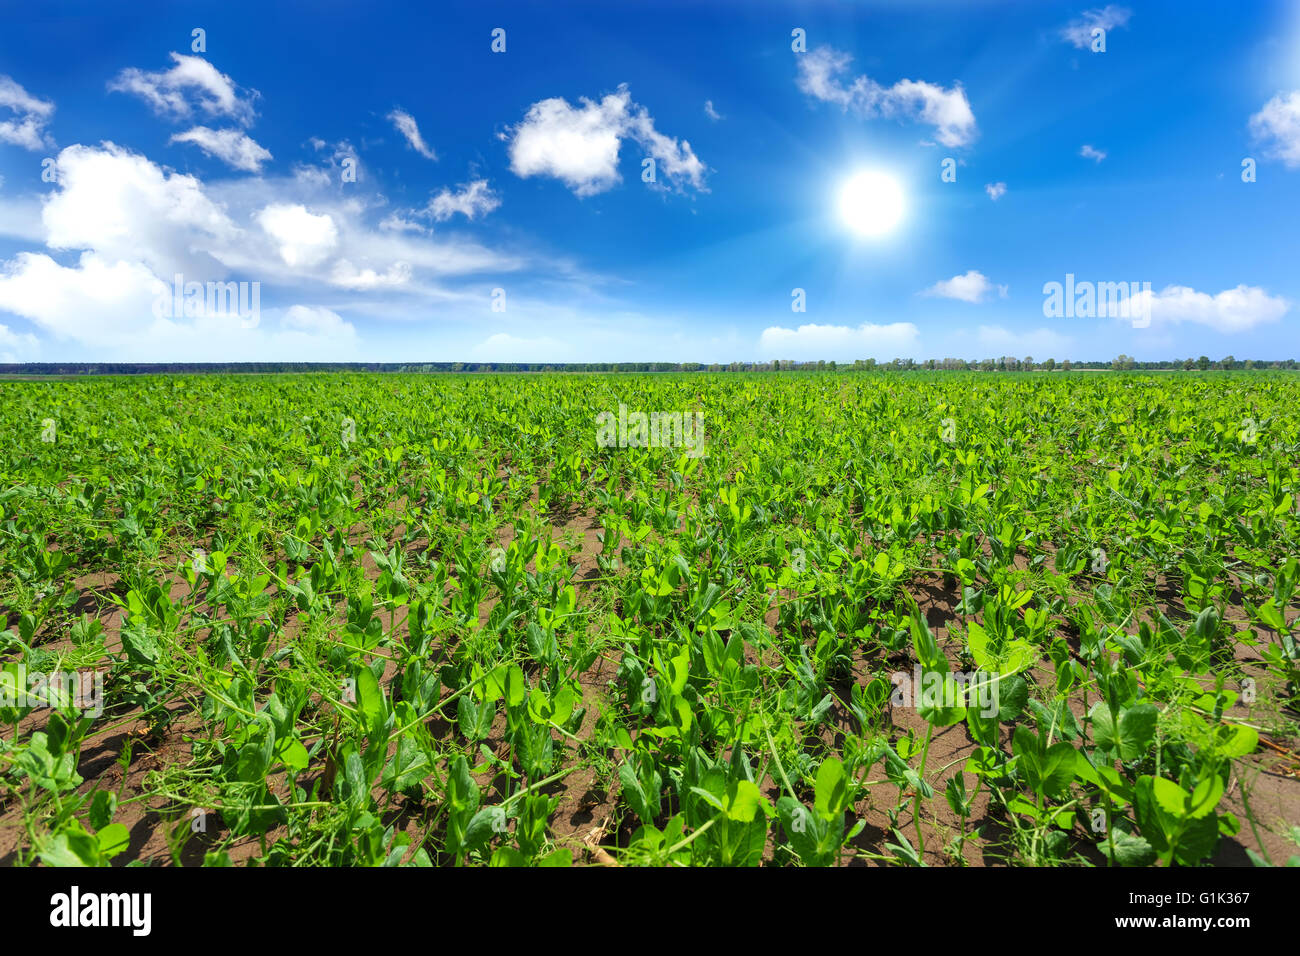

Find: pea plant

[0,370,1295,866]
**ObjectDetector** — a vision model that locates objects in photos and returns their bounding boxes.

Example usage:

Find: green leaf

[120,617,160,666]
[1101,828,1157,867]
[342,748,369,812]
[457,694,494,742]
[446,755,479,814]
[813,757,850,820]
[995,673,1028,721]
[489,847,527,867]
[966,621,994,672]
[275,736,310,774]
[777,796,836,867]
[96,823,130,859]
[503,664,527,708]
[1188,775,1225,819]
[722,779,770,823]
[1038,742,1079,798]
[1013,728,1078,799]
[1173,813,1221,866]
[538,847,572,867]
[1091,702,1157,762]
[40,827,99,867]
[355,665,387,741]
[1151,776,1187,817]
[465,807,505,851]
[618,758,662,823]
[381,734,430,792]
[88,790,117,830]
[1215,723,1258,758]
[688,786,725,814]
[914,671,965,726]
[909,608,945,672]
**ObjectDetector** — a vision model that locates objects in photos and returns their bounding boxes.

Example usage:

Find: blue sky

[0,0,1297,363]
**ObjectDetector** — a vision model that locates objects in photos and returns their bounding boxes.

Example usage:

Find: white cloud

[1249,91,1300,168]
[108,53,257,125]
[320,224,519,279]
[985,182,1007,200]
[0,249,261,351]
[0,319,39,362]
[257,203,339,267]
[292,164,332,189]
[170,126,272,172]
[507,84,706,195]
[922,270,1000,303]
[0,194,48,242]
[1080,144,1107,163]
[758,321,920,360]
[290,141,359,188]
[0,75,54,150]
[388,109,437,160]
[43,142,239,277]
[1133,284,1289,333]
[0,140,570,359]
[281,304,355,337]
[704,100,722,121]
[471,332,569,361]
[328,259,412,290]
[0,252,161,347]
[427,179,501,221]
[378,212,428,234]
[796,47,977,148]
[0,249,358,359]
[1060,6,1132,49]
[506,92,627,196]
[625,104,707,191]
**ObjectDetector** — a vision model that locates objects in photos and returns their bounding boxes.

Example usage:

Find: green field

[1,372,1297,866]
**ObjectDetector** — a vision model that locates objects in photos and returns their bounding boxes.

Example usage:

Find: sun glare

[838,170,905,238]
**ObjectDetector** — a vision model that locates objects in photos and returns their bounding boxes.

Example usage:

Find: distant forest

[0,355,1294,376]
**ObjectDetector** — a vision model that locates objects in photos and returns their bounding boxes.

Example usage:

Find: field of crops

[1,372,1297,867]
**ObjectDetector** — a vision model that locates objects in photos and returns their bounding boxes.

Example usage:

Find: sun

[838,170,906,238]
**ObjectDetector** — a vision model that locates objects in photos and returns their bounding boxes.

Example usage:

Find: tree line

[0,356,1294,375]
